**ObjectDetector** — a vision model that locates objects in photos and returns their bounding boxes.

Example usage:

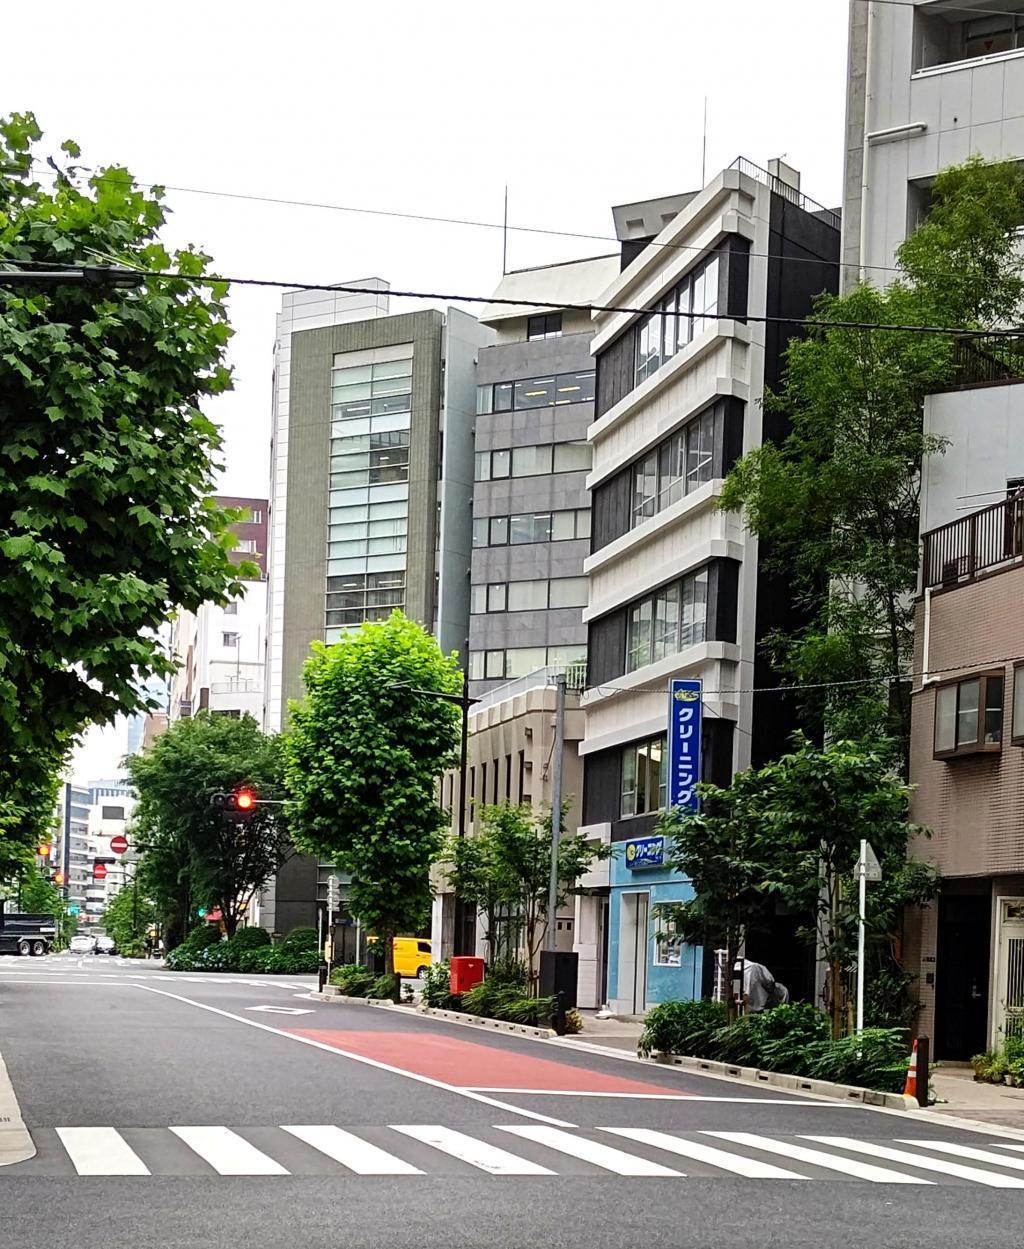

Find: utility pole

[545,673,566,952]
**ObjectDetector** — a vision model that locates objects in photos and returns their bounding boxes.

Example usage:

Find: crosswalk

[16,1124,1024,1184]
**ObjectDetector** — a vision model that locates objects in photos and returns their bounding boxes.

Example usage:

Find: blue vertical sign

[668,678,702,810]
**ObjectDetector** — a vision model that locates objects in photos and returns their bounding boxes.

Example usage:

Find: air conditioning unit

[178,699,193,719]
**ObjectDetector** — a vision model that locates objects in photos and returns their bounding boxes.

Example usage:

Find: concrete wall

[922,382,1024,535]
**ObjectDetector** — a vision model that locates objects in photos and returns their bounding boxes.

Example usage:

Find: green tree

[127,714,290,939]
[284,612,462,976]
[662,736,929,1037]
[102,880,156,952]
[0,111,248,870]
[440,801,611,981]
[719,157,1024,760]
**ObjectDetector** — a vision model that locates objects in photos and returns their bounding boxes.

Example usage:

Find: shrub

[562,1008,584,1035]
[421,959,453,1008]
[749,1004,831,1075]
[710,1016,761,1066]
[330,964,376,997]
[638,999,728,1059]
[232,927,271,950]
[237,947,273,973]
[495,995,556,1026]
[806,1028,909,1093]
[487,957,528,990]
[265,946,320,974]
[370,972,400,1001]
[281,926,318,952]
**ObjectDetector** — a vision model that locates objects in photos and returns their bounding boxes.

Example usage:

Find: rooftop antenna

[701,97,708,186]
[502,185,509,275]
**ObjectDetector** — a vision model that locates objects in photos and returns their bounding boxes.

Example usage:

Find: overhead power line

[853,0,1024,15]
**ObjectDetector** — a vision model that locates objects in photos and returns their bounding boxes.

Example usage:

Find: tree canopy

[284,612,462,971]
[720,157,1024,759]
[127,713,290,941]
[0,111,247,877]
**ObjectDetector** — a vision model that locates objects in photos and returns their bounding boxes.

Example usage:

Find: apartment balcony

[945,335,1024,390]
[922,492,1024,589]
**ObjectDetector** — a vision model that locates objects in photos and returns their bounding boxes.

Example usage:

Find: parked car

[95,935,117,955]
[69,934,97,954]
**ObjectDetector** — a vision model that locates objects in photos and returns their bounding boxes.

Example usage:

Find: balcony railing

[727,157,841,231]
[922,493,1024,588]
[948,334,1024,388]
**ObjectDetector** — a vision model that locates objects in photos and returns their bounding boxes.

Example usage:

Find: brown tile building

[216,494,268,579]
[908,495,1024,1060]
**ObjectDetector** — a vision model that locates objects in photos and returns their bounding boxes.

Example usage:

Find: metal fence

[949,334,1024,388]
[727,157,841,230]
[922,492,1024,588]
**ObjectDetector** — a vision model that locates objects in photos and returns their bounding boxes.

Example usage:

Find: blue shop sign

[668,678,702,810]
[625,835,665,871]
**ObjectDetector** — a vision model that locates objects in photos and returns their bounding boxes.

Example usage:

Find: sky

[2,0,852,780]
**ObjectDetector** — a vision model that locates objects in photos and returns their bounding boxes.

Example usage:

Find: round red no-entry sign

[110,834,128,855]
[93,862,107,880]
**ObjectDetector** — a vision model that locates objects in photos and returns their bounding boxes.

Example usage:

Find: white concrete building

[843,0,1024,282]
[85,785,136,921]
[579,160,840,1014]
[169,579,267,722]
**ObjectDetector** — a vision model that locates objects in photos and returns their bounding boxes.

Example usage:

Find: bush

[638,999,728,1059]
[421,959,453,1008]
[232,927,271,950]
[487,957,528,990]
[749,1004,831,1075]
[806,1028,908,1093]
[370,972,400,1001]
[281,926,318,952]
[496,995,555,1026]
[330,963,376,997]
[562,1008,584,1035]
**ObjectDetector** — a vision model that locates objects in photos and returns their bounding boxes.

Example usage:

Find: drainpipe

[858,1,876,284]
[922,586,933,684]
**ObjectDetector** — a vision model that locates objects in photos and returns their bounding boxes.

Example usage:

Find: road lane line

[709,1133,932,1183]
[391,1125,554,1175]
[282,1125,423,1174]
[895,1139,1024,1173]
[464,1089,832,1102]
[56,1127,150,1176]
[169,1126,288,1175]
[801,1137,1024,1187]
[497,1125,680,1176]
[131,984,573,1128]
[604,1128,807,1178]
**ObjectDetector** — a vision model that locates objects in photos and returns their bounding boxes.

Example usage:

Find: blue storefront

[606,680,705,1015]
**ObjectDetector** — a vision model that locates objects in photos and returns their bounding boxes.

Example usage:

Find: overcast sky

[3,0,851,779]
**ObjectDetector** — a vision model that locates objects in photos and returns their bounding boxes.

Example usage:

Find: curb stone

[0,1051,35,1167]
[308,991,555,1038]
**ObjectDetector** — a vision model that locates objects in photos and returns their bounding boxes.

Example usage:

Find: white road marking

[245,1005,314,1015]
[895,1139,1024,1173]
[464,1089,833,1103]
[498,1125,680,1176]
[710,1133,932,1184]
[169,1126,288,1175]
[282,1125,423,1174]
[801,1136,1024,1187]
[132,984,573,1128]
[604,1128,807,1178]
[391,1125,554,1175]
[56,1127,150,1176]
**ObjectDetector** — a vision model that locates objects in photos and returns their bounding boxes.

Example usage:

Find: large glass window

[631,406,717,527]
[477,370,595,414]
[473,509,589,546]
[507,581,548,611]
[633,254,721,386]
[472,577,589,612]
[934,672,1004,757]
[527,312,562,340]
[468,644,586,681]
[331,356,412,423]
[620,736,666,817]
[625,568,709,672]
[325,571,405,630]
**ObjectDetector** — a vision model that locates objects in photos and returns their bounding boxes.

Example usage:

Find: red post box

[450,956,485,995]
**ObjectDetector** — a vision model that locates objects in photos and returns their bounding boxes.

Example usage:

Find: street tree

[284,612,462,976]
[127,713,290,940]
[719,157,1024,762]
[102,881,156,953]
[440,801,611,980]
[0,111,248,868]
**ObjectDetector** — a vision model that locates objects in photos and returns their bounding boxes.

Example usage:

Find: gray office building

[468,255,619,696]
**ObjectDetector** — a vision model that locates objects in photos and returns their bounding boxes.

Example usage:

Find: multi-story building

[56,781,91,921]
[169,496,267,723]
[843,0,1024,282]
[259,283,492,934]
[85,783,136,921]
[579,159,839,1015]
[468,255,618,696]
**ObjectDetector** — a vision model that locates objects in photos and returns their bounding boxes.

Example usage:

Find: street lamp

[0,265,146,288]
[392,673,479,957]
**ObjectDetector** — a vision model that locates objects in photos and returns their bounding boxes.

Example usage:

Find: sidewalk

[568,1010,644,1051]
[927,1066,1024,1130]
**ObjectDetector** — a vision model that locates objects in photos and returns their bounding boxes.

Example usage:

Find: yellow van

[393,936,432,978]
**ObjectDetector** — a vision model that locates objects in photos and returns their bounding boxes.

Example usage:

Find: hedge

[165,927,319,974]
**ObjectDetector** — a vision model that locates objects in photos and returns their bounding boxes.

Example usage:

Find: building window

[330,428,412,490]
[101,806,124,821]
[934,672,1004,758]
[472,509,591,547]
[654,934,684,967]
[325,570,405,629]
[331,355,413,423]
[473,442,591,481]
[963,14,1024,58]
[526,312,562,340]
[468,645,587,681]
[620,736,666,817]
[236,538,258,553]
[472,577,587,613]
[626,569,708,672]
[633,254,720,387]
[222,632,239,647]
[632,407,716,526]
[250,509,264,523]
[224,601,238,616]
[476,369,595,415]
[1014,664,1024,744]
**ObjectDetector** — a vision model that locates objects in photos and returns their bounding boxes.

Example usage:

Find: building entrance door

[619,892,649,1015]
[994,897,1024,1044]
[935,894,991,1059]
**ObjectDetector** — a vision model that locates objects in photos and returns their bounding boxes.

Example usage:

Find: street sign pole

[856,840,867,1038]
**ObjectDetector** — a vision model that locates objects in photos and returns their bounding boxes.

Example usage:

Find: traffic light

[52,870,65,887]
[212,787,258,819]
[37,842,51,858]
[197,906,207,918]
[230,788,255,813]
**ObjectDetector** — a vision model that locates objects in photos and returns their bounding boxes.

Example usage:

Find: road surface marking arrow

[245,1005,314,1015]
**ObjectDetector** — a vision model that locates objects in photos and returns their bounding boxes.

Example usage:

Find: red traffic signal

[234,789,255,812]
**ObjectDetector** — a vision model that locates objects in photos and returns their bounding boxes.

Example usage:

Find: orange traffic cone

[903,1038,919,1100]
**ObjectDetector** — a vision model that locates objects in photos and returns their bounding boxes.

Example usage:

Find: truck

[0,899,56,956]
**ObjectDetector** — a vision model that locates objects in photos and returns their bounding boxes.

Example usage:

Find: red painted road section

[288,1029,691,1095]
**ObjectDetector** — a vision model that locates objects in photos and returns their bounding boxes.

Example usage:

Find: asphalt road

[3,953,1024,1249]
